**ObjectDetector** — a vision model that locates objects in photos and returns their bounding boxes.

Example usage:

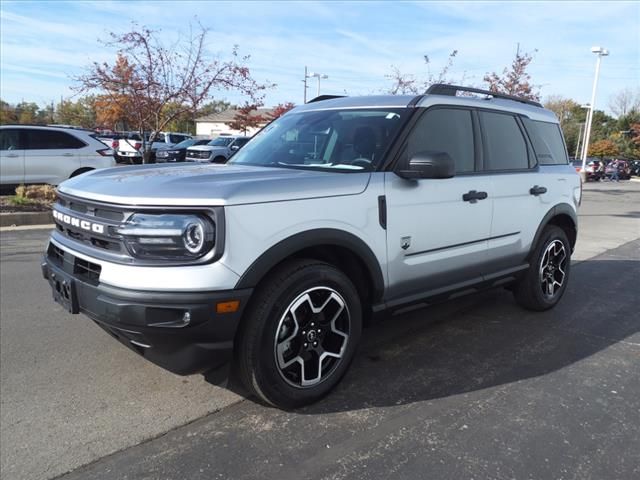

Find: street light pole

[304,71,329,103]
[580,47,609,179]
[303,66,308,104]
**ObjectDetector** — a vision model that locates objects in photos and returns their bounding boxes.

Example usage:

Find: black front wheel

[235,259,362,409]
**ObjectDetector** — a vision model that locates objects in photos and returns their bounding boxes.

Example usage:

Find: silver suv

[185,135,250,163]
[0,125,115,186]
[41,85,581,408]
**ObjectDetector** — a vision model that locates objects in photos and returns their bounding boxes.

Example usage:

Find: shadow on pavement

[219,251,639,414]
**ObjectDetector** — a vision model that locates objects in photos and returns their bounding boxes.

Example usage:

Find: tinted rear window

[524,119,569,165]
[480,111,529,170]
[25,130,86,150]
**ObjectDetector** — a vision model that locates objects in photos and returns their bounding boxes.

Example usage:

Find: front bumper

[42,255,252,375]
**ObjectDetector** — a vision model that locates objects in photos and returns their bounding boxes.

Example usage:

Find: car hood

[58,163,371,206]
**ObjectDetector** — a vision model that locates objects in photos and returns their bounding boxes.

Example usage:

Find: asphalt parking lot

[1,180,639,480]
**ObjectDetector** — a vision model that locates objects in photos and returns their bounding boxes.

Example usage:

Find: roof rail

[307,95,346,104]
[425,84,543,108]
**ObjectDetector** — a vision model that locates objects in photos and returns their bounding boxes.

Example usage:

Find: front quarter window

[229,108,407,172]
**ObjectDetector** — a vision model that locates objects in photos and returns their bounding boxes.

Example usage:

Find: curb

[0,211,52,228]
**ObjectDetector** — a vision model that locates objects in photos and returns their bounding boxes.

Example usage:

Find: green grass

[7,195,35,206]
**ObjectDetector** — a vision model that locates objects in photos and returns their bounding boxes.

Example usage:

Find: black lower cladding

[42,254,252,375]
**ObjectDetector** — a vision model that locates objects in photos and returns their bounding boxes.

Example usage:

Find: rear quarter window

[523,119,569,165]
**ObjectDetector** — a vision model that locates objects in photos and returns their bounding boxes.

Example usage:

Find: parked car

[185,135,250,163]
[155,138,210,163]
[572,159,603,181]
[604,159,631,180]
[42,84,580,409]
[114,132,192,164]
[0,125,115,186]
[630,160,640,177]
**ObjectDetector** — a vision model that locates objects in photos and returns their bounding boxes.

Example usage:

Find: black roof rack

[307,95,346,104]
[425,84,543,108]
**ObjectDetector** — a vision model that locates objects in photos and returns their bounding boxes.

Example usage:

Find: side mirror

[230,145,240,151]
[397,151,455,179]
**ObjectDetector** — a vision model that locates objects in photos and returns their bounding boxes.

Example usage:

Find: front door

[0,128,25,185]
[384,107,493,304]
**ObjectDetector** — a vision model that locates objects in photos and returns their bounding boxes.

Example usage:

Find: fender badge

[401,236,411,250]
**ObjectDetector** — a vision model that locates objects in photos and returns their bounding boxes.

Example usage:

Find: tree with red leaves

[267,102,296,121]
[227,103,267,136]
[484,47,540,101]
[76,22,271,162]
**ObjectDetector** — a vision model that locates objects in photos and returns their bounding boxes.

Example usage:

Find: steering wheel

[350,158,372,169]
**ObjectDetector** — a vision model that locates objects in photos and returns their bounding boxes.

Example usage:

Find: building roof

[195,107,276,123]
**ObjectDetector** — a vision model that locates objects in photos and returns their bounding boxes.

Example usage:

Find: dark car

[605,159,631,180]
[155,138,210,163]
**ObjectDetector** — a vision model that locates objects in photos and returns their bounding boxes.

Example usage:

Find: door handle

[530,185,547,196]
[62,153,74,157]
[5,153,20,158]
[462,190,488,203]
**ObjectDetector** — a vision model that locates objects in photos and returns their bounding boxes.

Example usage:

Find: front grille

[187,150,210,160]
[54,193,128,255]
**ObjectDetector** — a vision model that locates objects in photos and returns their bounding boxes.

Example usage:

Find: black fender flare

[528,203,578,259]
[235,228,385,301]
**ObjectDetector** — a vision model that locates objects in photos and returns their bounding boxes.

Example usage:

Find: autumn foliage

[588,139,620,158]
[484,49,540,101]
[76,23,270,162]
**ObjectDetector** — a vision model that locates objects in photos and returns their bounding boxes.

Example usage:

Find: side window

[523,119,569,165]
[25,130,85,150]
[480,111,529,170]
[0,129,23,150]
[233,138,249,148]
[406,108,475,173]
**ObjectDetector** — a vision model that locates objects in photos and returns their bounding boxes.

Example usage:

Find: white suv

[0,125,115,186]
[42,85,581,409]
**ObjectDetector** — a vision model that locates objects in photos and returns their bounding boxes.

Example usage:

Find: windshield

[173,138,197,149]
[208,137,234,147]
[229,108,407,171]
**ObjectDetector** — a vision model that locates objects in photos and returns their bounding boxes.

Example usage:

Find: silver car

[0,125,115,186]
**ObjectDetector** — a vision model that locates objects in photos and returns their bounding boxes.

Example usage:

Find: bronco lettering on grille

[52,210,105,234]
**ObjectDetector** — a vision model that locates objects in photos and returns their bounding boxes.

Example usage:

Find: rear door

[24,129,84,185]
[384,107,493,302]
[479,110,546,271]
[0,128,25,185]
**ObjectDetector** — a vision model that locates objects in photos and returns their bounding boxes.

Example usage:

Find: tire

[70,167,93,178]
[213,156,227,164]
[235,259,362,409]
[513,225,571,311]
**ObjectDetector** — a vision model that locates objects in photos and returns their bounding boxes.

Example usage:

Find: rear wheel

[513,225,571,311]
[236,259,362,409]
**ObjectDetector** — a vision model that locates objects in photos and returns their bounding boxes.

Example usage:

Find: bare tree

[76,23,272,162]
[544,95,580,127]
[609,87,640,118]
[386,50,460,95]
[484,46,540,101]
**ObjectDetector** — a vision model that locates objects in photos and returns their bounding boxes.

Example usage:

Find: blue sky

[1,1,638,115]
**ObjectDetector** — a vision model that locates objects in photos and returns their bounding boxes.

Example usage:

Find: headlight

[115,213,215,260]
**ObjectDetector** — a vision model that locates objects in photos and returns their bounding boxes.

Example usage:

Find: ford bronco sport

[42,85,581,408]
